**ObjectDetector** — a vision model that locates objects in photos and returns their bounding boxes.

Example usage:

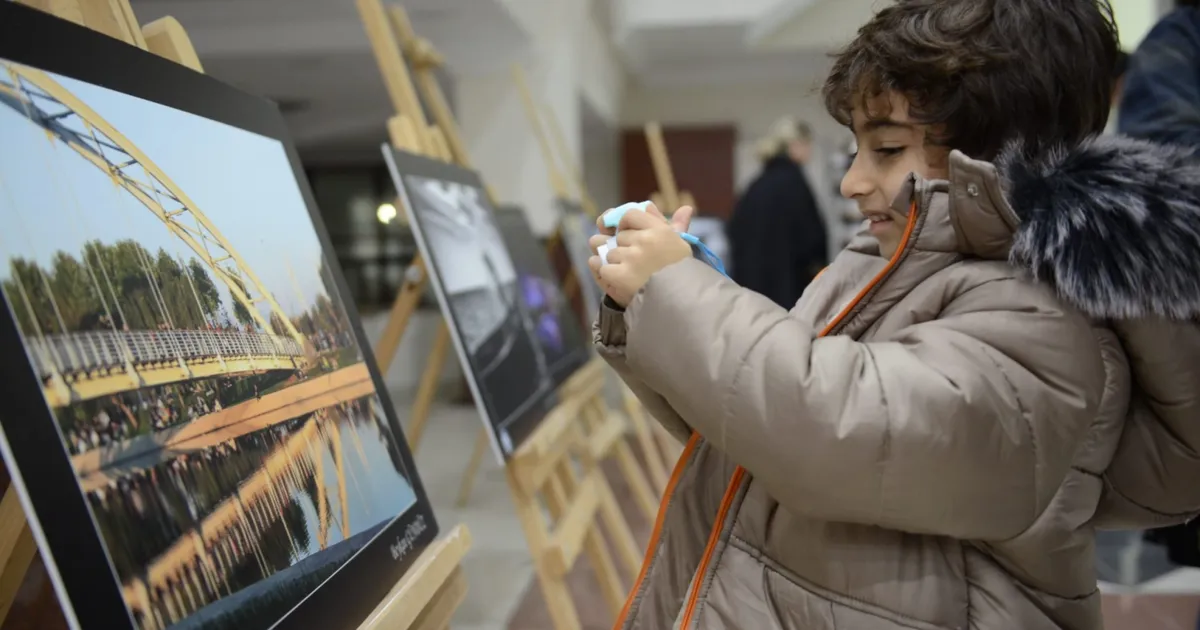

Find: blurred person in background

[1118,3,1200,627]
[1118,0,1200,151]
[726,117,828,308]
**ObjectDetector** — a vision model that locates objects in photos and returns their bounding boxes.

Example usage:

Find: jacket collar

[894,136,1200,321]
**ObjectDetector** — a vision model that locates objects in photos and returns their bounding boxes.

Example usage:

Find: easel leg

[372,259,429,375]
[621,387,669,492]
[590,470,644,581]
[406,320,450,452]
[506,470,583,630]
[611,441,658,523]
[584,399,658,523]
[547,464,625,617]
[454,428,489,507]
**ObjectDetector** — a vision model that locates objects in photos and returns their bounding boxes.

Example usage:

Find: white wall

[459,0,627,235]
[578,4,625,125]
[1112,0,1166,51]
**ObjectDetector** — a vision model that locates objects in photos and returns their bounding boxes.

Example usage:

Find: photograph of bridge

[388,154,559,459]
[0,60,421,629]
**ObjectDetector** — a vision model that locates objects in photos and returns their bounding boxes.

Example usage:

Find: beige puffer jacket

[596,137,1200,630]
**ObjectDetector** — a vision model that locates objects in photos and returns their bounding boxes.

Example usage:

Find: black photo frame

[383,148,562,464]
[0,4,438,630]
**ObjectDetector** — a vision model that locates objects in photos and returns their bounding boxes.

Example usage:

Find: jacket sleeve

[594,297,693,444]
[1093,318,1200,529]
[1118,12,1200,153]
[621,259,1105,541]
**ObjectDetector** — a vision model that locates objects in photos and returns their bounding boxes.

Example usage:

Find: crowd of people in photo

[59,373,292,456]
[55,304,360,458]
[93,397,380,630]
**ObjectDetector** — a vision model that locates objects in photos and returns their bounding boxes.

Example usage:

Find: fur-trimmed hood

[991,136,1200,532]
[997,135,1200,321]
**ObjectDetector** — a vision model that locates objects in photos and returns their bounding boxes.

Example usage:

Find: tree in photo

[2,239,226,335]
[225,274,258,329]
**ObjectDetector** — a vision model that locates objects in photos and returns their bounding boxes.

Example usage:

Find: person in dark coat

[1118,0,1200,152]
[726,117,828,309]
[1118,7,1200,622]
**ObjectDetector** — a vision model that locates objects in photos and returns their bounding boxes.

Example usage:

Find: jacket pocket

[695,539,958,630]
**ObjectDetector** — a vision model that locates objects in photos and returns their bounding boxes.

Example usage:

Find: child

[588,1,1200,629]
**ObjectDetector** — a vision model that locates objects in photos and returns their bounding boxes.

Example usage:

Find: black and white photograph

[384,149,561,462]
[0,7,437,629]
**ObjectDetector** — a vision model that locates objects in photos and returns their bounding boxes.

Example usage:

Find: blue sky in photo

[0,60,329,320]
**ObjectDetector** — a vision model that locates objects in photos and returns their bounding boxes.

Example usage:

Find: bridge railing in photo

[22,329,307,379]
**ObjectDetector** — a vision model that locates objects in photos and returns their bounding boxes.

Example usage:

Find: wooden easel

[508,65,669,502]
[354,0,487,508]
[3,2,470,629]
[357,2,650,628]
[509,66,672,496]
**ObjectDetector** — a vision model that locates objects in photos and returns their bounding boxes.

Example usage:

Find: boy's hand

[588,208,694,307]
[587,204,695,304]
[593,202,692,236]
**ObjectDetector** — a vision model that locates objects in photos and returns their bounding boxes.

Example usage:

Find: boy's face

[841,92,949,258]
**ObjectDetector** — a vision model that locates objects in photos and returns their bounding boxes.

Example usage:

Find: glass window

[304,165,418,313]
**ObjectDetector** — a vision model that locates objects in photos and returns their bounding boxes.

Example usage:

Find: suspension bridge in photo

[0,61,309,408]
[0,62,391,629]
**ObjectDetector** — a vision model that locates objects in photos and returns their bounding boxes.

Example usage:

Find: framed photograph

[549,199,604,332]
[0,4,437,630]
[383,149,561,463]
[493,206,591,383]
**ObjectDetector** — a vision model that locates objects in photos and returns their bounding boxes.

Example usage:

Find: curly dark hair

[823,0,1120,159]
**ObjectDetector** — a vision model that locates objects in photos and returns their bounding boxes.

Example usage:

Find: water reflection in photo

[86,397,416,629]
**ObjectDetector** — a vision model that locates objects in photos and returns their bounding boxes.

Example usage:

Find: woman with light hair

[727,116,828,308]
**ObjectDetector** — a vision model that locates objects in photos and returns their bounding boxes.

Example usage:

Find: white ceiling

[612,0,850,88]
[129,0,531,161]
[124,0,856,161]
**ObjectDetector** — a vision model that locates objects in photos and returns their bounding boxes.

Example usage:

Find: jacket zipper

[672,201,922,630]
[612,433,702,628]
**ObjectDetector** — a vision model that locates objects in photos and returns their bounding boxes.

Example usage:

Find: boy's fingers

[595,214,615,236]
[670,205,695,233]
[618,208,661,232]
[588,234,608,254]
